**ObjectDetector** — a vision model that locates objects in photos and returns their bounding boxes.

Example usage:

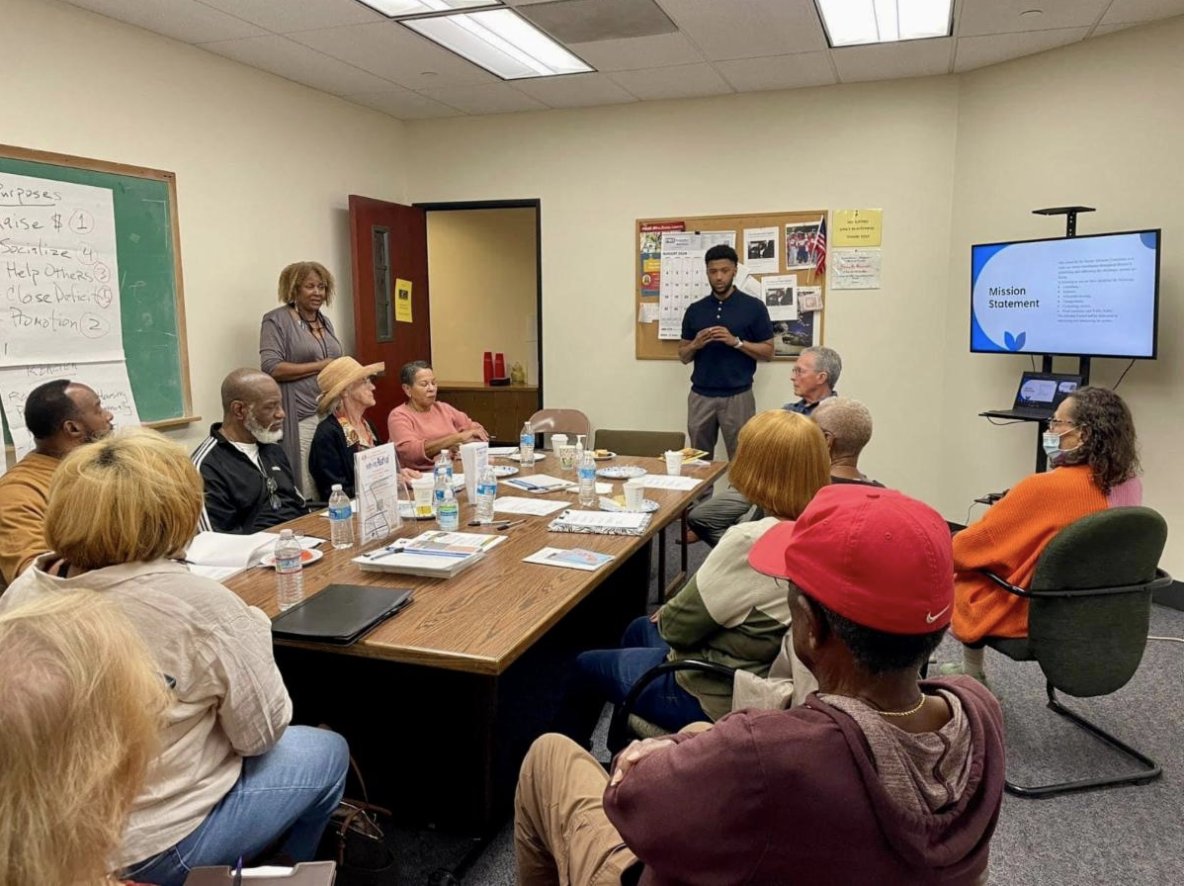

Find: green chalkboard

[0,145,192,427]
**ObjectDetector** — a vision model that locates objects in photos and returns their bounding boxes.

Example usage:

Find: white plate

[596,465,647,480]
[491,465,519,478]
[601,498,659,513]
[591,451,616,461]
[508,452,547,462]
[260,548,324,568]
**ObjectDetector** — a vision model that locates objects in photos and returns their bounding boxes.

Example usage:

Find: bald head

[220,369,285,444]
[813,397,873,462]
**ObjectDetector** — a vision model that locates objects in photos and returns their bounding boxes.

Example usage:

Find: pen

[233,856,243,886]
[497,519,528,531]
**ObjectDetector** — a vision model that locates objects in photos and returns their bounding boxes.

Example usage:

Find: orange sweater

[952,465,1108,643]
[0,452,58,589]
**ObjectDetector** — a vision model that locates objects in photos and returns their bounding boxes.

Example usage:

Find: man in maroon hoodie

[515,485,1005,886]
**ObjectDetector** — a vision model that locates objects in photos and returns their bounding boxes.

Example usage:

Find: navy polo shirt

[681,290,774,398]
[784,390,837,416]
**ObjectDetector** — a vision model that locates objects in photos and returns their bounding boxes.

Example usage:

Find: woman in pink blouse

[388,361,489,471]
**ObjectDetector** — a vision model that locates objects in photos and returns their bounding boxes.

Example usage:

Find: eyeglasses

[264,476,281,511]
[791,366,821,377]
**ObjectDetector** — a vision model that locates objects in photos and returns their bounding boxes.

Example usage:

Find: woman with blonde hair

[557,410,831,738]
[0,428,349,886]
[260,261,344,496]
[0,591,167,886]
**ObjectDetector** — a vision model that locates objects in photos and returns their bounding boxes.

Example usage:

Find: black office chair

[976,506,1171,798]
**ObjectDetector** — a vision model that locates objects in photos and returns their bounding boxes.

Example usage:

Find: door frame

[414,198,544,410]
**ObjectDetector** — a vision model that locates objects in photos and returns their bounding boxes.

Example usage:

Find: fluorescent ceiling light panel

[816,0,952,48]
[357,0,500,17]
[404,9,593,79]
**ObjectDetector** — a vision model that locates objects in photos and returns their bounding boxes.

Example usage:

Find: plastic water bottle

[437,483,460,531]
[578,449,597,508]
[274,529,304,611]
[519,421,535,465]
[433,471,447,516]
[434,449,454,483]
[328,484,354,549]
[475,465,497,524]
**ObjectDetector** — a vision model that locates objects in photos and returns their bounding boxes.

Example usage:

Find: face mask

[1042,429,1080,464]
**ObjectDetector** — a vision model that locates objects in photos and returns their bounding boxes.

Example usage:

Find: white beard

[245,414,283,445]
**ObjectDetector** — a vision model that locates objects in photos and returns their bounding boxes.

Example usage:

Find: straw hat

[316,356,385,415]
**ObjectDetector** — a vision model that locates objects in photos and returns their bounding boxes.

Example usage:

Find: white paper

[183,530,277,580]
[831,248,882,290]
[523,547,615,571]
[460,440,487,501]
[640,473,703,491]
[0,173,125,365]
[502,474,570,493]
[354,442,401,544]
[562,481,613,495]
[487,446,518,457]
[656,231,740,341]
[743,227,779,274]
[493,496,569,516]
[637,303,659,324]
[761,274,799,322]
[0,360,140,458]
[552,510,649,530]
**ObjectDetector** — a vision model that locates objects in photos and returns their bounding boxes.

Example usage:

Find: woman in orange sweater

[941,387,1141,682]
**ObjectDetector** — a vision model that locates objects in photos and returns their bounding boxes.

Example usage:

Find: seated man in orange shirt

[0,379,113,589]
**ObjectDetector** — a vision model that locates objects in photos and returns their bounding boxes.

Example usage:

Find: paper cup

[411,477,435,518]
[624,478,645,511]
[664,451,683,476]
[557,444,577,471]
[550,434,569,452]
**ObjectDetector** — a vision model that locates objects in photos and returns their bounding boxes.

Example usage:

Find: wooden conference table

[224,454,726,832]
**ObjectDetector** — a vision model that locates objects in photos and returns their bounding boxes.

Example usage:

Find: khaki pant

[514,734,639,886]
[686,390,755,462]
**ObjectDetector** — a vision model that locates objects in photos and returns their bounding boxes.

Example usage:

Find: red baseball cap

[748,485,954,634]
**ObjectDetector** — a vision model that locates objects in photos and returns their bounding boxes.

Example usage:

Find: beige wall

[940,19,1183,574]
[2,0,408,458]
[407,79,962,508]
[427,208,539,384]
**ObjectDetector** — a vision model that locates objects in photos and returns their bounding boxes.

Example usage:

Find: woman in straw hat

[309,356,421,500]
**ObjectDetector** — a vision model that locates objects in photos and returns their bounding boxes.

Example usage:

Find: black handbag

[317,754,399,885]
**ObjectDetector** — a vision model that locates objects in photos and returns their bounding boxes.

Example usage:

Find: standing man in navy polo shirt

[677,245,774,459]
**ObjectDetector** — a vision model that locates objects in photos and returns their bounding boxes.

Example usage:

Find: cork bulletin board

[636,210,828,361]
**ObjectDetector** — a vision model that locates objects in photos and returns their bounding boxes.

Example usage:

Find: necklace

[875,694,927,718]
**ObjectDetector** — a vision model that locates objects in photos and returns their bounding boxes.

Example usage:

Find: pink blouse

[387,401,486,471]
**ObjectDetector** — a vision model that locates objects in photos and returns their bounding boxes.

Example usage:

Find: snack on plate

[595,449,612,458]
[663,447,709,462]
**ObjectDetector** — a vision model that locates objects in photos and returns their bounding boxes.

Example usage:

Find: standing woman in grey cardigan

[260,261,343,497]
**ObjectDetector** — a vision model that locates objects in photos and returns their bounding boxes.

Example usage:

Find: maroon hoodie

[605,677,1004,886]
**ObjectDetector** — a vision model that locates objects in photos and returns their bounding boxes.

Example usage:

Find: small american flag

[813,216,827,275]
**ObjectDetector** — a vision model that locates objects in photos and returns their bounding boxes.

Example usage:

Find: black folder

[271,584,412,645]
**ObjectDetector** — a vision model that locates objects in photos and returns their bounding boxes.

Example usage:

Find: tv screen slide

[971,230,1159,358]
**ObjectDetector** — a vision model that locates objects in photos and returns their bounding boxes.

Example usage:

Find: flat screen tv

[970,229,1160,359]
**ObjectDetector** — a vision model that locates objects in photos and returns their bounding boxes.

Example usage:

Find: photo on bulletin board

[772,312,821,357]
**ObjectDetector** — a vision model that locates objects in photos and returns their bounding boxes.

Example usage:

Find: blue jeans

[555,616,709,743]
[121,726,349,886]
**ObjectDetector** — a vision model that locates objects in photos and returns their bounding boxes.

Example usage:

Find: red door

[348,196,432,437]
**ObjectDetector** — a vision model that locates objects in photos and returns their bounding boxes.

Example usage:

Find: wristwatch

[732,338,745,349]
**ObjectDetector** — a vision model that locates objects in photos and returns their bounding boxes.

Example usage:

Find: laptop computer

[993,372,1083,420]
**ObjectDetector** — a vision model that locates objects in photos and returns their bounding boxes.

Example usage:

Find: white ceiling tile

[197,0,386,33]
[831,38,954,83]
[416,83,550,114]
[958,0,1110,37]
[1100,0,1185,24]
[568,32,704,71]
[715,52,836,92]
[199,35,397,94]
[512,72,639,107]
[286,22,500,89]
[344,88,466,119]
[655,0,827,60]
[62,0,267,43]
[954,27,1089,71]
[1091,22,1144,35]
[608,62,733,100]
